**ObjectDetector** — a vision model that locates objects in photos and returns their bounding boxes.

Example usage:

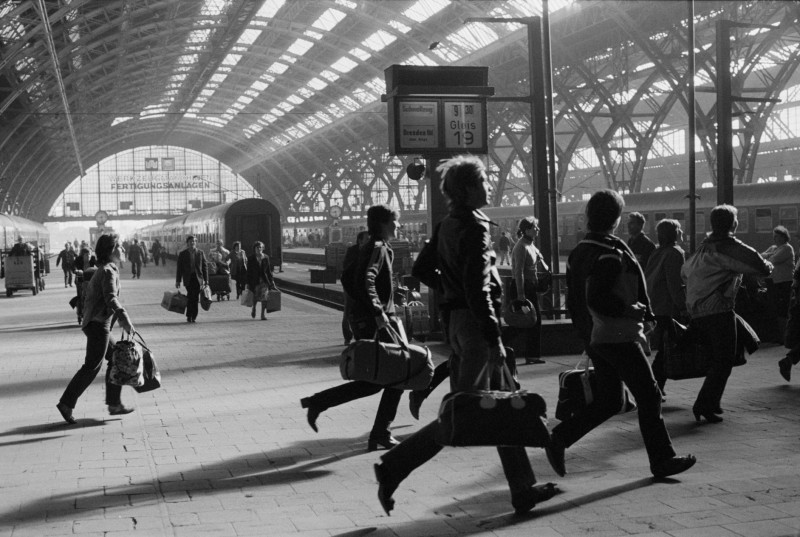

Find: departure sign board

[443,101,484,150]
[397,101,438,150]
[389,97,487,155]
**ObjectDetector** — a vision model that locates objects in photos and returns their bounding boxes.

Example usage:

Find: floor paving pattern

[2,262,800,536]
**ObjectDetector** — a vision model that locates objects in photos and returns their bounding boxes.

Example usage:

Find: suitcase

[266,289,281,312]
[435,363,550,448]
[209,274,233,299]
[404,301,430,341]
[555,355,637,421]
[340,325,433,390]
[161,290,187,314]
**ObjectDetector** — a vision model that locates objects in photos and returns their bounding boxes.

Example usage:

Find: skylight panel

[305,116,325,130]
[222,53,242,66]
[178,54,198,65]
[200,89,215,97]
[251,123,263,133]
[256,0,285,19]
[331,56,358,73]
[252,80,269,92]
[263,113,279,122]
[308,78,328,91]
[295,122,312,135]
[201,0,229,17]
[279,54,297,64]
[403,0,449,23]
[170,74,188,83]
[447,23,499,52]
[327,103,346,118]
[188,29,211,43]
[315,112,333,124]
[297,87,315,99]
[237,95,253,105]
[320,70,340,83]
[365,77,385,94]
[389,20,411,34]
[210,74,227,83]
[267,62,289,75]
[352,88,378,105]
[261,74,276,83]
[338,95,359,112]
[238,28,262,45]
[362,29,397,52]
[404,53,438,66]
[111,117,133,126]
[277,102,294,112]
[304,30,323,40]
[286,94,304,105]
[269,108,285,117]
[350,47,371,61]
[430,44,461,63]
[287,38,314,57]
[335,0,357,8]
[312,8,346,31]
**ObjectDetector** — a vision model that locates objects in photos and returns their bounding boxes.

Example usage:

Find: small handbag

[162,290,187,314]
[503,298,538,327]
[200,285,212,311]
[109,331,144,387]
[265,288,281,312]
[435,362,550,448]
[555,353,637,421]
[132,333,161,393]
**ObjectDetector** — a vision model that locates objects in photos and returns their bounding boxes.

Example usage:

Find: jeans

[186,278,200,320]
[131,261,142,278]
[306,316,403,439]
[59,321,122,408]
[691,311,736,412]
[62,268,73,286]
[553,341,676,466]
[381,308,536,497]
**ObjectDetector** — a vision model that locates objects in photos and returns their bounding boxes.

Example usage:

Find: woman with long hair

[56,233,136,424]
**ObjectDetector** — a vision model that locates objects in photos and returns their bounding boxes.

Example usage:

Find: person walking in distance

[228,241,248,299]
[498,231,512,266]
[374,155,559,516]
[56,242,77,287]
[300,205,405,453]
[175,235,209,323]
[127,238,144,279]
[56,233,136,424]
[546,189,696,480]
[246,241,276,320]
[627,211,656,268]
[682,204,772,422]
[510,216,548,364]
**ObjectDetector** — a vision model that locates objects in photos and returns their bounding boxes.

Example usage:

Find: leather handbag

[340,324,433,390]
[266,288,281,312]
[132,333,161,393]
[555,354,637,421]
[200,285,212,311]
[435,362,550,448]
[109,331,144,387]
[503,298,538,328]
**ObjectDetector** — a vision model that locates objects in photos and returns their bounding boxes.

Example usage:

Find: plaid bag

[132,333,161,393]
[109,332,144,387]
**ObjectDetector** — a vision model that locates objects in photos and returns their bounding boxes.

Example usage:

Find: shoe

[512,482,560,515]
[300,398,321,433]
[651,454,697,478]
[251,309,256,319]
[367,435,400,452]
[693,408,723,423]
[544,435,566,477]
[56,402,76,424]
[408,390,426,420]
[713,407,723,415]
[374,463,399,516]
[108,404,134,416]
[779,357,792,382]
[261,314,267,320]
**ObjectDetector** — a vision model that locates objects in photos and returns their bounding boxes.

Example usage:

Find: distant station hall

[3,1,800,536]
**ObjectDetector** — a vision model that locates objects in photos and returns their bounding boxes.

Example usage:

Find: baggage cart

[209,274,232,301]
[4,254,38,296]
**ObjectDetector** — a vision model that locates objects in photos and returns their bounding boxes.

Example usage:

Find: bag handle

[473,360,517,392]
[373,323,407,350]
[132,331,150,352]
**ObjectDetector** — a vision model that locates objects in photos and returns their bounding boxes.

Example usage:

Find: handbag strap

[473,360,516,391]
[132,331,150,352]
[373,323,407,350]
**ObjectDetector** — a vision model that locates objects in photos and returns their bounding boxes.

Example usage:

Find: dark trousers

[650,316,672,391]
[381,309,536,496]
[59,321,122,408]
[186,278,201,320]
[307,317,403,439]
[341,294,354,343]
[553,341,675,466]
[62,268,73,286]
[131,261,142,278]
[154,255,160,266]
[691,311,736,412]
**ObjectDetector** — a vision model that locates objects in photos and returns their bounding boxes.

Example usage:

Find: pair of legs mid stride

[374,309,559,516]
[300,317,404,452]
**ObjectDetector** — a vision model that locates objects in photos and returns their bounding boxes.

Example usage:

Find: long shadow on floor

[0,435,373,526]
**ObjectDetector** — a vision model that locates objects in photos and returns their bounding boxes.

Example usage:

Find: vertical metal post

[716,19,734,205]
[687,0,697,253]
[528,17,552,272]
[541,2,560,277]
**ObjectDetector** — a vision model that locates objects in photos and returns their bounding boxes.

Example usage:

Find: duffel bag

[340,324,433,390]
[161,290,187,314]
[109,331,144,387]
[555,353,637,421]
[436,362,550,448]
[663,320,710,380]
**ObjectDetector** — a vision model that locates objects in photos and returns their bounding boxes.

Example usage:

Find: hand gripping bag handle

[473,360,517,392]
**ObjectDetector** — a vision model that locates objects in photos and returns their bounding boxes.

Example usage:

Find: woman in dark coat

[246,241,276,320]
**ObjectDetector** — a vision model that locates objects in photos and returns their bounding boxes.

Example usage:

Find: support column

[716,19,734,205]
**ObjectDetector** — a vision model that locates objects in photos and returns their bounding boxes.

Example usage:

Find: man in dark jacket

[548,189,696,480]
[628,211,656,268]
[374,155,556,516]
[175,235,208,323]
[341,231,369,345]
[127,239,144,279]
[56,242,77,287]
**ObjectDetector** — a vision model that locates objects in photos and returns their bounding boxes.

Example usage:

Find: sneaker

[108,404,135,416]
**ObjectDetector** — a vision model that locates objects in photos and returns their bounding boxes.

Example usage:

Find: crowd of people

[48,153,800,519]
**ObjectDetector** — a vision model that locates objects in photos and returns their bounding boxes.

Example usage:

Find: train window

[654,212,667,222]
[737,208,749,233]
[672,212,685,231]
[755,208,772,232]
[779,206,798,232]
[564,216,575,236]
[695,211,705,234]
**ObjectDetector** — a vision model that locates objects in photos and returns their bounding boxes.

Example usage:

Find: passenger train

[0,213,50,253]
[137,198,282,266]
[284,181,800,255]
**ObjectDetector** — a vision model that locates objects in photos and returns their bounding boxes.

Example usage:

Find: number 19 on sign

[444,101,485,150]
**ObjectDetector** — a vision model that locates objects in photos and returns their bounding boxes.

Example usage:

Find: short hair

[436,155,486,209]
[356,230,370,244]
[185,235,196,243]
[516,216,538,239]
[656,219,681,245]
[64,242,70,247]
[133,238,139,244]
[710,204,738,235]
[232,241,241,249]
[367,204,399,237]
[628,212,646,225]
[252,240,264,253]
[586,190,625,232]
[774,225,790,242]
[95,233,118,264]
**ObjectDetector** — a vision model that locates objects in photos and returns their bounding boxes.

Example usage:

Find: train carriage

[138,198,282,268]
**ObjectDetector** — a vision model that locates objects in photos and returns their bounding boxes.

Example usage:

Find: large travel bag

[555,354,637,421]
[436,363,550,448]
[340,324,433,390]
[161,290,187,314]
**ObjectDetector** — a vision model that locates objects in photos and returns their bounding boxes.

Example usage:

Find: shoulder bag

[555,353,637,421]
[109,331,144,387]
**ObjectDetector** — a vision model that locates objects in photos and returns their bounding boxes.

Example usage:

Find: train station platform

[2,262,800,537]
